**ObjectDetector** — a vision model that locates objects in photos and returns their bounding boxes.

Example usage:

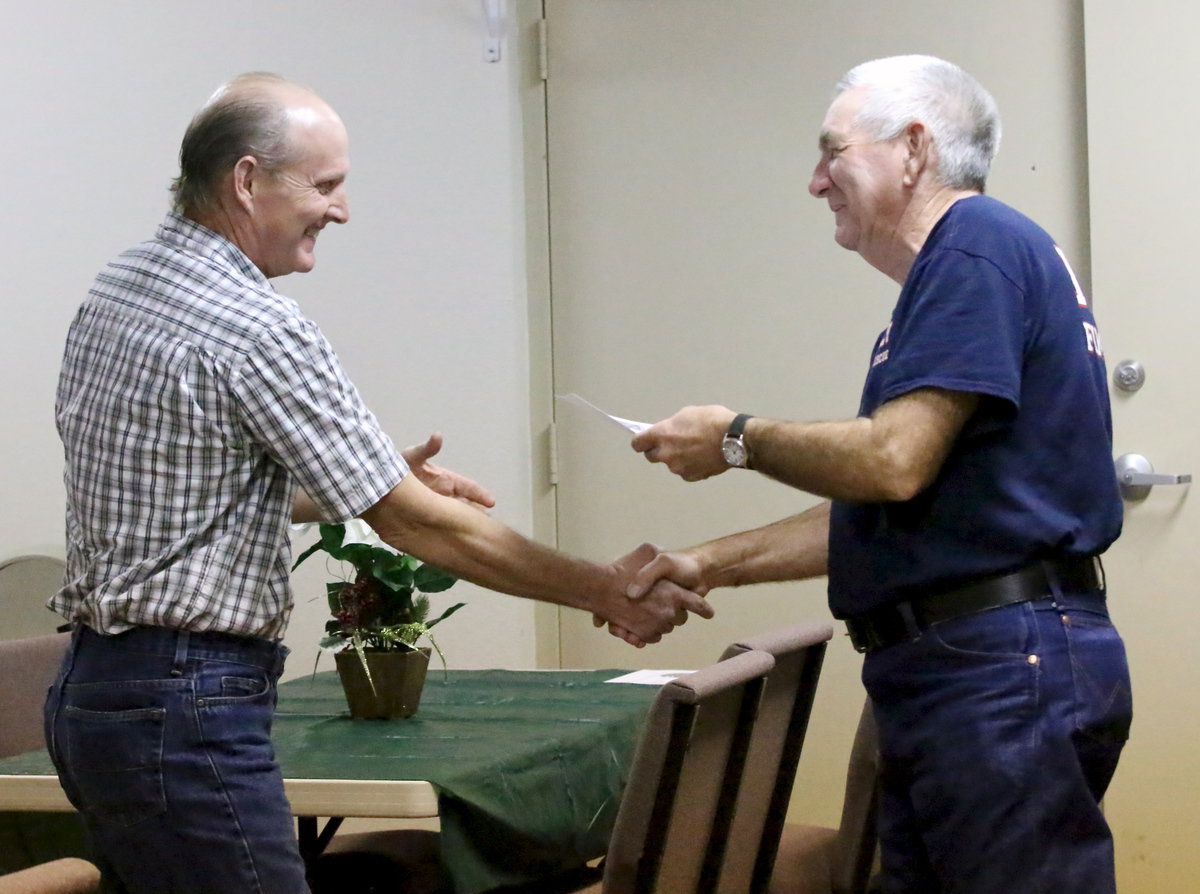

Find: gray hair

[170,72,300,216]
[837,55,1001,192]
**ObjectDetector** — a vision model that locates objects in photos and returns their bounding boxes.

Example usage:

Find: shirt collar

[157,211,273,290]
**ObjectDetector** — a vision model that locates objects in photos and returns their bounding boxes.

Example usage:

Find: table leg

[297,815,344,867]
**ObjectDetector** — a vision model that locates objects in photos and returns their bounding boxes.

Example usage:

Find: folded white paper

[605,669,694,685]
[557,392,652,434]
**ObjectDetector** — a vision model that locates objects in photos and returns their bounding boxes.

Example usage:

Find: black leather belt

[844,556,1103,654]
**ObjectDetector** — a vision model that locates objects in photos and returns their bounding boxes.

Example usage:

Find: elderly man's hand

[631,405,736,482]
[401,432,496,512]
[589,543,714,647]
[592,543,714,646]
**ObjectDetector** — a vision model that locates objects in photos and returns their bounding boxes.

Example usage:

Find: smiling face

[808,87,911,264]
[247,100,351,279]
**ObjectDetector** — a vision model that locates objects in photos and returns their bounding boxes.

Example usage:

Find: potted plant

[292,521,464,719]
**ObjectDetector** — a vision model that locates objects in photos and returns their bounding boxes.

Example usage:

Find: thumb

[628,553,669,599]
[630,426,657,455]
[411,431,443,463]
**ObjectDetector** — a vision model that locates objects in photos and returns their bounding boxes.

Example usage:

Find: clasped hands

[593,543,711,647]
[403,428,720,648]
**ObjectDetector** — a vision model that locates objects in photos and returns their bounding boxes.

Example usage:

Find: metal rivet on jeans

[1027,654,1039,665]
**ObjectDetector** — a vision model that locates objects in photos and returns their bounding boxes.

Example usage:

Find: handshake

[591,543,713,648]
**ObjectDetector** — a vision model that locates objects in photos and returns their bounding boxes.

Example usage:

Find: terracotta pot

[334,647,431,719]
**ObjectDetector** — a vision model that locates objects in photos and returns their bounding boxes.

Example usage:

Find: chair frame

[718,622,835,894]
[602,648,776,894]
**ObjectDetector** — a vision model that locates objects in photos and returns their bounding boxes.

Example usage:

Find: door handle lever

[1114,453,1192,501]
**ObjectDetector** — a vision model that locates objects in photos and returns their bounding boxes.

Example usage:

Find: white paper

[556,392,652,434]
[605,669,694,685]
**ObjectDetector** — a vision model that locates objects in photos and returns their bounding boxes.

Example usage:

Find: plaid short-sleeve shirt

[52,212,406,640]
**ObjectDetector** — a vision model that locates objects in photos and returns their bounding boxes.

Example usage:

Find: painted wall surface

[0,1,543,673]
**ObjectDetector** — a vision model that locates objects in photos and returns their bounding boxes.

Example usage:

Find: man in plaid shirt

[46,73,713,894]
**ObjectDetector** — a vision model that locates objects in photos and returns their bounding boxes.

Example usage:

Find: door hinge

[548,420,559,486]
[537,18,548,81]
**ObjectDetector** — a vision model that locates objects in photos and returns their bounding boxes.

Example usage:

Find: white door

[1085,4,1200,891]
[545,1,1089,827]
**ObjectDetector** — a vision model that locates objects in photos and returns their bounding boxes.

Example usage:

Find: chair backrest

[0,632,70,758]
[716,622,834,894]
[0,857,99,894]
[0,555,67,640]
[601,649,776,894]
[828,699,880,894]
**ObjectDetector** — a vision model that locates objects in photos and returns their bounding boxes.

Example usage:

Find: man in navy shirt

[623,55,1131,893]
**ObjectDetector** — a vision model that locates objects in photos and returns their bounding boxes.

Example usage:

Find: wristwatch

[721,413,754,468]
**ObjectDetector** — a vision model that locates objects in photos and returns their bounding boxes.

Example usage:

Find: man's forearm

[695,500,832,590]
[359,475,713,645]
[747,388,978,502]
[362,477,610,613]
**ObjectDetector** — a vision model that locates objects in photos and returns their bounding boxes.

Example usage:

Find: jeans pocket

[209,674,270,704]
[63,704,168,826]
[1067,618,1132,744]
[927,603,1035,659]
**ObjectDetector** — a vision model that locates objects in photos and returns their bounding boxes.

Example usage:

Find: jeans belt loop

[895,600,921,643]
[172,630,191,675]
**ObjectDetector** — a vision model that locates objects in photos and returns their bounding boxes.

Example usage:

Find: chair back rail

[717,622,835,894]
[0,555,67,641]
[0,632,70,758]
[603,649,775,894]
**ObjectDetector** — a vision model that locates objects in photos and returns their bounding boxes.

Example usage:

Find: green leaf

[291,537,324,571]
[319,523,349,558]
[374,556,415,591]
[413,563,457,593]
[326,582,346,614]
[426,601,467,630]
[338,542,378,573]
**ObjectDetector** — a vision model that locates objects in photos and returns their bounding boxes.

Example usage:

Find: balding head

[171,72,331,217]
[171,73,351,279]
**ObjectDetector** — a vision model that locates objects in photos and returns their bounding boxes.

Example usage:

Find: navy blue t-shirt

[827,195,1122,618]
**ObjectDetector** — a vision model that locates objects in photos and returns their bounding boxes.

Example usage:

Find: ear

[231,155,259,213]
[902,121,932,187]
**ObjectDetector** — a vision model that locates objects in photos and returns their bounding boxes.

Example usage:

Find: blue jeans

[44,625,310,894]
[862,591,1131,894]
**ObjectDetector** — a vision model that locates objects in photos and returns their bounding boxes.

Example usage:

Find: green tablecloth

[0,669,656,893]
[276,669,656,892]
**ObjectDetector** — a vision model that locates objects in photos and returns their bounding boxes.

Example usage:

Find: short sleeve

[232,317,406,520]
[877,248,1025,410]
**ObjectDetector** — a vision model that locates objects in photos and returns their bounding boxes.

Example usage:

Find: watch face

[722,438,748,467]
